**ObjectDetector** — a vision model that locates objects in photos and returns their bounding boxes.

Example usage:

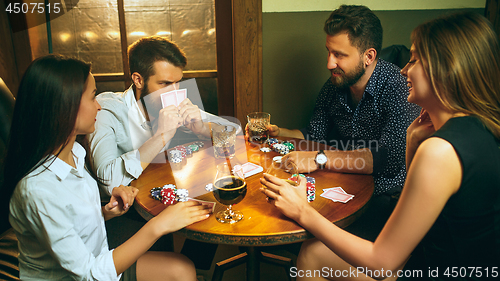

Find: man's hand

[267,124,280,137]
[156,105,183,140]
[178,98,208,136]
[244,123,280,141]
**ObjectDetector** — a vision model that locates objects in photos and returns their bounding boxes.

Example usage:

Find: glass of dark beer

[213,162,247,223]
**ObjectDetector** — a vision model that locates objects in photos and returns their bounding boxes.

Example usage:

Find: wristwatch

[315,150,328,169]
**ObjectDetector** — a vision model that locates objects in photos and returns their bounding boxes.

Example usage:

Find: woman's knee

[297,239,323,267]
[137,251,196,281]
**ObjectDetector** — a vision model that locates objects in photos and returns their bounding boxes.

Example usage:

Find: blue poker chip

[150,187,163,200]
[185,146,193,156]
[267,138,279,146]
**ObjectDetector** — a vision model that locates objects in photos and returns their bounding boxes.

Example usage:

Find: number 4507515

[5,2,61,14]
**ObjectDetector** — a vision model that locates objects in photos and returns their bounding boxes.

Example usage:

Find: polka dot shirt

[301,59,421,195]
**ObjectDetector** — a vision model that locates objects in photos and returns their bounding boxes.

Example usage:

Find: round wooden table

[132,136,374,280]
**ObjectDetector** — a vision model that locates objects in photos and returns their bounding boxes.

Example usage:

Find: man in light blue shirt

[90,37,214,192]
[89,36,220,269]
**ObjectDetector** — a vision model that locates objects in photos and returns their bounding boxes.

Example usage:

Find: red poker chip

[174,145,187,152]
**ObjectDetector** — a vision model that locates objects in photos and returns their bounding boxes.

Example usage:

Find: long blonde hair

[412,12,500,139]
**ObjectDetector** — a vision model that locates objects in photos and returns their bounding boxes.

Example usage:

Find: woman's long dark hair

[1,55,98,227]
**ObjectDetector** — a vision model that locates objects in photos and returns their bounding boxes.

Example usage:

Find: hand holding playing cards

[153,201,211,234]
[178,98,208,136]
[156,105,183,140]
[260,173,311,221]
[283,151,318,174]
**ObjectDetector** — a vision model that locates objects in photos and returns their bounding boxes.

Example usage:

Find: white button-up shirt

[9,143,119,280]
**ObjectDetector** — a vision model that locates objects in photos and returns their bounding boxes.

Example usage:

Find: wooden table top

[132,136,374,246]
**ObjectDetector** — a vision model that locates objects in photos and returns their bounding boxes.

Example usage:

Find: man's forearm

[138,133,168,170]
[278,128,305,139]
[323,148,373,174]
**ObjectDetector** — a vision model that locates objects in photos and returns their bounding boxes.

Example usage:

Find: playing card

[176,89,187,105]
[160,90,178,108]
[321,189,354,203]
[241,162,263,178]
[322,187,347,194]
[187,198,216,213]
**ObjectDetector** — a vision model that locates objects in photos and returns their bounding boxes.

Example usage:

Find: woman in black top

[260,12,500,280]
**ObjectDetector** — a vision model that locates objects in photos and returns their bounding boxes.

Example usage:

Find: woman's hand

[260,173,310,222]
[282,151,318,173]
[103,185,138,220]
[407,109,435,145]
[406,109,435,168]
[154,201,211,235]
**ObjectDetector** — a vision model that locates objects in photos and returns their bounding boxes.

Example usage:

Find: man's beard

[330,60,365,88]
[140,80,150,99]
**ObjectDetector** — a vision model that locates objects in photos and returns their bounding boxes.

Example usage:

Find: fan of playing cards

[160,88,187,108]
[320,187,354,203]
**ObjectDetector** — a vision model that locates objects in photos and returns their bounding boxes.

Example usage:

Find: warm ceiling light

[107,31,120,38]
[84,31,96,39]
[59,32,71,42]
[156,31,172,36]
[130,31,146,36]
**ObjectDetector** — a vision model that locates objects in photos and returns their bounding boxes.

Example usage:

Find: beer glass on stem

[212,162,247,223]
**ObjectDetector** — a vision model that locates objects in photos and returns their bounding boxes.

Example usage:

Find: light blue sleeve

[89,107,143,195]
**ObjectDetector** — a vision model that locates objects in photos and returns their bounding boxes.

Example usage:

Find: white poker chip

[273,156,283,163]
[260,147,271,152]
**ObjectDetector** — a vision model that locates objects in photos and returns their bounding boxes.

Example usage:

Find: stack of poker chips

[288,174,316,202]
[167,142,205,169]
[265,138,295,155]
[150,184,189,205]
[174,145,187,158]
[167,149,185,170]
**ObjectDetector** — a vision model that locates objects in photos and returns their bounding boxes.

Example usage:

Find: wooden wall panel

[0,0,19,95]
[216,0,262,125]
[232,0,262,125]
[215,0,235,117]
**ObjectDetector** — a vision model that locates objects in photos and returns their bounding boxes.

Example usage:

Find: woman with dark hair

[4,54,210,280]
[261,12,500,280]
